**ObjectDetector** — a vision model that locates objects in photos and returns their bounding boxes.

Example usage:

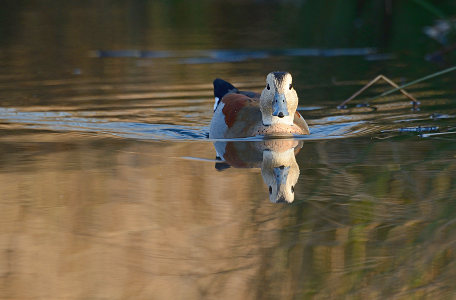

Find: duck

[209,72,310,139]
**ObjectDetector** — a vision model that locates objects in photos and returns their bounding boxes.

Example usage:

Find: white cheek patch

[214,97,220,111]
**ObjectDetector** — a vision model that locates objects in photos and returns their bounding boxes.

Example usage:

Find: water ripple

[0,84,454,141]
[0,108,207,140]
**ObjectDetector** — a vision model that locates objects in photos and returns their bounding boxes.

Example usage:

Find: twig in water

[337,75,418,109]
[371,65,456,100]
[338,65,456,110]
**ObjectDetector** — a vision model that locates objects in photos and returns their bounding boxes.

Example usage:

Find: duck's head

[260,71,298,126]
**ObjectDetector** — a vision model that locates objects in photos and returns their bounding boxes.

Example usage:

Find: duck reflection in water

[214,139,302,203]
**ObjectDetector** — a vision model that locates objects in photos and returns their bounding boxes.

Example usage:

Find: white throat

[263,115,294,126]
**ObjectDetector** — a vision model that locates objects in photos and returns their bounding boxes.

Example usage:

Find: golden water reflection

[0,132,456,299]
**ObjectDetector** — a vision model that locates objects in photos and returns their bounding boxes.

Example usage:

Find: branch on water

[337,75,418,109]
[338,65,456,110]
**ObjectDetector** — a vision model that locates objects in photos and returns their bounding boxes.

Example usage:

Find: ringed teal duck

[209,72,310,138]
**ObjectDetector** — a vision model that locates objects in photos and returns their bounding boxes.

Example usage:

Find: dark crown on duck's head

[271,71,288,84]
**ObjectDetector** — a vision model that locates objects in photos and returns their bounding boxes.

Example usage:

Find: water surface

[1,1,456,299]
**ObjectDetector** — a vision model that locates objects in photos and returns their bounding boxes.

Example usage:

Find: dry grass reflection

[0,133,455,299]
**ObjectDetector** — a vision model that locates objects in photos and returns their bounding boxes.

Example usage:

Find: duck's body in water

[209,72,310,139]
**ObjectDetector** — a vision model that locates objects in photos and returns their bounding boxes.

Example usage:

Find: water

[1,1,456,299]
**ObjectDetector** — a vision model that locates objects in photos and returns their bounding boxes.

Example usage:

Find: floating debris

[91,50,171,58]
[355,103,370,108]
[381,126,440,134]
[422,131,456,138]
[90,48,382,64]
[430,113,453,120]
[399,126,439,133]
[283,47,377,57]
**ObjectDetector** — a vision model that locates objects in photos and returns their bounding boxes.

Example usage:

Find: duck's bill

[272,93,289,117]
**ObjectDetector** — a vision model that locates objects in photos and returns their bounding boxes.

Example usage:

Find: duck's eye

[291,186,295,193]
[289,83,293,90]
[267,84,270,90]
[269,186,272,194]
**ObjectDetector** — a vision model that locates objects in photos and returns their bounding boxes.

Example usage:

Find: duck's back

[209,93,262,139]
